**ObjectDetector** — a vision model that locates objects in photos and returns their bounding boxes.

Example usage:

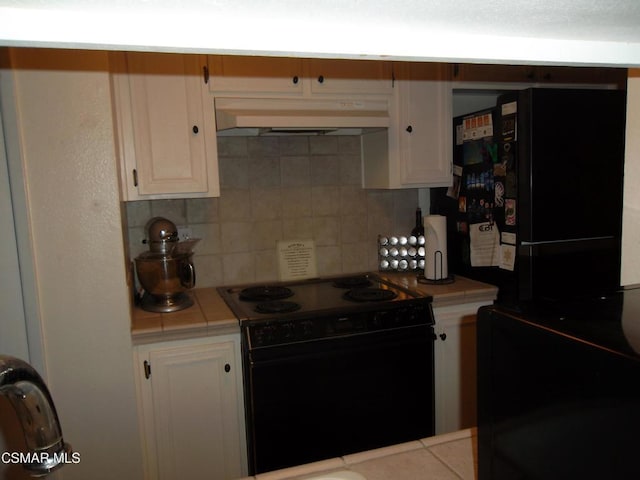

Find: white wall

[0,80,30,480]
[0,97,29,360]
[622,69,640,286]
[2,48,143,479]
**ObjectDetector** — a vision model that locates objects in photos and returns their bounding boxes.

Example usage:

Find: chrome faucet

[0,355,71,476]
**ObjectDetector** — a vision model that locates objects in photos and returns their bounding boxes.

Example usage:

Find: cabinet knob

[202,65,210,84]
[224,363,231,373]
[192,125,199,134]
[439,333,447,341]
[317,75,324,84]
[406,125,413,133]
[292,75,299,84]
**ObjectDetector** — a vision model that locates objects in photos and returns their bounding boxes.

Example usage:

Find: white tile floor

[242,428,477,480]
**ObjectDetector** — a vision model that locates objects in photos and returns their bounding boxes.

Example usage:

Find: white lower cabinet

[433,302,488,435]
[133,335,247,480]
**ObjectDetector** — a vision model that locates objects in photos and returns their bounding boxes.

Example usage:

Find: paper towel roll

[424,215,448,280]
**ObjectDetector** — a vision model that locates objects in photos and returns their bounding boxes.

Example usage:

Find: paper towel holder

[417,250,455,285]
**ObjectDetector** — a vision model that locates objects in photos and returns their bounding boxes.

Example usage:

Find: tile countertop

[131,288,239,344]
[239,428,477,480]
[378,272,498,308]
[130,274,498,343]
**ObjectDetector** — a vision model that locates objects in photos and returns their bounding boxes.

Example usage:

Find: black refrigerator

[431,88,627,305]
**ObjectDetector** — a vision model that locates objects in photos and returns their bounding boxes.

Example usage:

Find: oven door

[244,323,434,475]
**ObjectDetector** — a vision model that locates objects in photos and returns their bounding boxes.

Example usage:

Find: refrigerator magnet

[447,175,462,199]
[488,143,499,163]
[501,101,517,116]
[458,196,467,213]
[505,199,516,226]
[493,162,506,177]
[502,232,517,245]
[494,182,505,207]
[499,244,516,271]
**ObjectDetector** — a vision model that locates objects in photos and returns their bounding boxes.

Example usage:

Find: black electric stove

[217,272,435,474]
[218,272,430,324]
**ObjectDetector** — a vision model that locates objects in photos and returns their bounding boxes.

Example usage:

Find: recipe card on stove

[277,239,318,281]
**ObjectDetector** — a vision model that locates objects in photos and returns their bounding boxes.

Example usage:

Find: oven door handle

[247,324,434,365]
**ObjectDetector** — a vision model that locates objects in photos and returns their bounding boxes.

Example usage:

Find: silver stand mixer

[135,217,197,312]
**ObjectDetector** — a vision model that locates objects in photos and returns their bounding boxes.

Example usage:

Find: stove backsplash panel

[125,135,419,287]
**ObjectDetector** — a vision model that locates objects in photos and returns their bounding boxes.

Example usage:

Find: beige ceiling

[1,0,640,66]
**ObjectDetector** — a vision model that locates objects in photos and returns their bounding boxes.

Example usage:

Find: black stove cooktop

[217,272,431,325]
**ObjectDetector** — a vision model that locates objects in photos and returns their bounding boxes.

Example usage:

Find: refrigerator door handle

[520,236,615,246]
[519,236,617,257]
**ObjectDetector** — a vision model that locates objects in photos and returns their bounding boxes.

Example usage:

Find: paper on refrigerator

[469,222,500,267]
[499,231,516,271]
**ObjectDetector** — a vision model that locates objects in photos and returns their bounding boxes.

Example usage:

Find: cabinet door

[535,66,627,88]
[135,336,247,480]
[361,63,452,189]
[127,53,213,196]
[306,59,393,95]
[397,62,452,187]
[208,55,304,94]
[453,63,537,83]
[433,304,484,435]
[453,63,627,89]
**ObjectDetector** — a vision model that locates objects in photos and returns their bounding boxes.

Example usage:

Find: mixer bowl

[135,252,196,312]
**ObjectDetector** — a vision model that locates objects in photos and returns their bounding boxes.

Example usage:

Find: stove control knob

[255,325,276,345]
[300,320,314,338]
[281,322,295,340]
[374,310,392,328]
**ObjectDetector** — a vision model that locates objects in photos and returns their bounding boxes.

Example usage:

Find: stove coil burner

[344,287,398,302]
[255,300,301,314]
[333,276,373,289]
[239,285,294,302]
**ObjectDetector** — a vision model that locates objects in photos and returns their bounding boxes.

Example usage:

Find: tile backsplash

[125,135,420,287]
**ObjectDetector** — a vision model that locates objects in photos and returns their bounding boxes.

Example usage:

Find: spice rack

[377,234,425,272]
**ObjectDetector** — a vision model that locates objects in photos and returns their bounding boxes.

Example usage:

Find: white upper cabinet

[396,62,453,186]
[111,52,220,200]
[362,62,452,188]
[208,55,393,97]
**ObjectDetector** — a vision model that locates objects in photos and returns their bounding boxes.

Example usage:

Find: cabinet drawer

[307,58,393,95]
[208,55,304,94]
